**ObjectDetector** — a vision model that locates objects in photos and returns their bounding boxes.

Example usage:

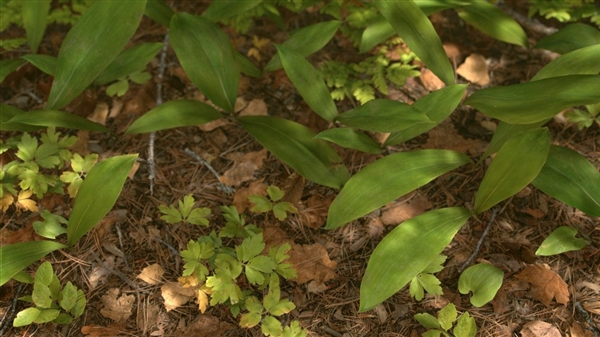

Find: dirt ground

[1,2,599,337]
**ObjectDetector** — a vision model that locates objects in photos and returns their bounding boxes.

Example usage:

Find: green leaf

[414,312,440,329]
[236,233,265,262]
[315,128,381,154]
[72,290,86,317]
[535,23,600,54]
[262,316,283,336]
[13,307,41,327]
[171,13,239,112]
[144,0,174,27]
[8,110,109,132]
[326,150,470,229]
[32,284,52,308]
[438,303,457,331]
[59,282,78,311]
[53,313,73,325]
[535,226,587,256]
[239,116,349,189]
[409,278,425,301]
[374,0,454,85]
[12,271,34,284]
[249,195,273,213]
[68,154,137,245]
[125,99,223,134]
[178,194,195,219]
[532,145,600,217]
[245,296,264,313]
[465,75,600,124]
[360,16,395,53]
[95,43,162,85]
[359,207,472,311]
[21,54,57,76]
[159,204,183,223]
[276,45,337,122]
[33,210,68,239]
[1,59,26,83]
[423,331,447,337]
[35,262,54,287]
[531,44,600,81]
[417,273,443,297]
[272,202,297,221]
[47,1,146,110]
[22,0,51,53]
[479,121,545,161]
[248,255,276,274]
[385,84,467,146]
[236,52,262,78]
[106,80,129,97]
[474,128,551,213]
[0,104,41,132]
[454,312,477,337]
[457,0,527,47]
[267,186,285,202]
[422,255,447,274]
[265,21,341,72]
[458,263,503,307]
[0,241,67,286]
[187,208,211,226]
[203,0,262,21]
[268,298,296,316]
[240,312,262,328]
[336,99,431,133]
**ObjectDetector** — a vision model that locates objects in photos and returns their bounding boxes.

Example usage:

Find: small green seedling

[106,70,152,97]
[13,262,86,327]
[535,226,587,256]
[32,210,68,239]
[565,103,600,129]
[414,303,477,337]
[59,153,98,197]
[458,263,504,307]
[248,185,298,221]
[409,254,446,301]
[159,194,211,226]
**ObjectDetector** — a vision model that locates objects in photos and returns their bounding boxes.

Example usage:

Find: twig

[184,147,235,194]
[148,31,170,195]
[115,223,129,270]
[496,1,558,36]
[576,302,600,337]
[458,208,497,273]
[0,283,22,335]
[156,237,180,257]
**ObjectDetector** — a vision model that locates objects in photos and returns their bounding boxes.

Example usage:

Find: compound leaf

[458,263,503,307]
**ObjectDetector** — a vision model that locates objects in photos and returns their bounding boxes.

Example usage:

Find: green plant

[414,303,477,337]
[527,0,600,27]
[248,185,298,221]
[159,191,306,337]
[12,262,86,327]
[565,102,600,129]
[409,255,446,301]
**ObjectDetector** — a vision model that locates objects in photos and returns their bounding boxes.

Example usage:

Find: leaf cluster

[158,194,211,226]
[414,304,476,337]
[527,0,600,27]
[248,185,298,221]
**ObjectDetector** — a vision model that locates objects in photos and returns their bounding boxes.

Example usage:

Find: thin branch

[184,147,235,194]
[458,208,497,273]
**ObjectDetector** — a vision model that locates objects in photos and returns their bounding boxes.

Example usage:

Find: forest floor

[1,1,599,337]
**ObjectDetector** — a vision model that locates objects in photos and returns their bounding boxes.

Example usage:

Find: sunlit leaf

[236,52,262,78]
[125,100,223,134]
[536,226,587,256]
[0,241,67,286]
[457,0,527,47]
[360,207,472,311]
[479,121,545,160]
[47,1,146,109]
[315,128,381,154]
[21,54,57,76]
[535,23,600,54]
[458,263,503,307]
[22,0,51,53]
[8,110,109,132]
[532,145,600,217]
[531,44,600,81]
[327,150,470,229]
[474,128,550,213]
[336,99,432,132]
[95,43,163,85]
[0,104,40,132]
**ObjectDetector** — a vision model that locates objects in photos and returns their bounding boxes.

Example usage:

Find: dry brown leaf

[457,53,490,86]
[198,118,228,132]
[196,288,209,314]
[520,321,561,337]
[137,263,165,285]
[89,256,115,290]
[570,322,595,337]
[282,172,305,206]
[583,300,600,315]
[424,122,486,155]
[219,149,267,186]
[183,314,233,336]
[366,217,385,238]
[161,281,195,312]
[93,209,128,239]
[232,178,267,213]
[88,102,109,125]
[239,98,268,116]
[517,264,569,307]
[81,323,126,337]
[381,193,432,225]
[298,194,335,229]
[521,207,546,219]
[420,68,446,91]
[100,288,135,322]
[373,304,388,324]
[15,189,38,212]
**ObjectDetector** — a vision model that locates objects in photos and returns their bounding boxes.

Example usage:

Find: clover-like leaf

[187,207,211,226]
[535,226,587,256]
[249,195,273,213]
[414,312,440,329]
[437,303,457,331]
[272,202,298,221]
[458,264,503,307]
[32,210,67,239]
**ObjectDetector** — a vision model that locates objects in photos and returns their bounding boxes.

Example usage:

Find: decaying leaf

[182,314,233,336]
[423,122,487,155]
[88,102,109,125]
[520,320,561,337]
[380,193,432,225]
[232,178,268,213]
[570,322,595,337]
[100,288,135,322]
[219,149,267,186]
[81,323,126,337]
[161,281,195,312]
[137,263,165,285]
[89,256,115,290]
[517,264,569,307]
[420,68,446,91]
[16,190,38,212]
[298,194,335,229]
[457,53,490,86]
[239,98,268,117]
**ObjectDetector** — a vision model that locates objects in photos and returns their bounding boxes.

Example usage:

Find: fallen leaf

[1,193,13,212]
[298,194,335,229]
[137,263,165,285]
[15,189,38,212]
[517,264,569,307]
[424,122,487,155]
[457,53,490,86]
[196,288,209,314]
[420,68,446,91]
[183,314,233,336]
[380,193,432,225]
[198,118,228,132]
[100,288,135,322]
[81,323,126,337]
[239,98,268,117]
[521,207,546,219]
[219,149,267,186]
[136,303,160,334]
[583,300,600,315]
[232,178,268,213]
[281,172,305,206]
[570,322,594,337]
[93,209,128,239]
[366,217,385,238]
[89,256,115,290]
[373,304,388,324]
[520,321,561,337]
[161,281,195,312]
[88,102,109,125]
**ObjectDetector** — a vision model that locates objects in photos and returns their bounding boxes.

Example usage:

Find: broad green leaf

[315,128,381,154]
[47,1,146,110]
[0,59,25,83]
[383,84,467,146]
[336,99,432,132]
[95,43,163,85]
[21,54,57,76]
[0,241,67,286]
[438,303,457,331]
[249,195,273,213]
[414,313,440,329]
[535,23,600,54]
[359,207,472,311]
[465,75,600,124]
[32,284,52,308]
[532,146,600,217]
[360,16,395,53]
[22,0,50,53]
[265,21,341,71]
[236,52,262,78]
[267,186,284,201]
[262,316,283,336]
[171,13,239,112]
[7,110,109,132]
[239,116,349,189]
[276,45,337,122]
[457,0,527,47]
[536,226,587,256]
[35,262,54,286]
[272,202,297,221]
[60,282,78,311]
[144,0,174,27]
[480,121,545,160]
[125,100,223,134]
[474,128,550,213]
[454,312,477,337]
[532,45,600,81]
[458,263,503,307]
[0,104,41,131]
[68,154,137,245]
[13,307,41,327]
[374,0,454,85]
[203,0,262,22]
[326,150,470,229]
[240,312,262,328]
[33,210,67,239]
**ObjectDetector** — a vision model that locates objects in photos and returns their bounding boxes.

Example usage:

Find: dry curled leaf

[517,264,569,307]
[100,288,135,322]
[137,263,165,285]
[420,68,446,91]
[570,322,595,337]
[161,281,195,312]
[183,314,233,336]
[239,98,268,117]
[520,320,561,337]
[81,323,126,337]
[219,149,267,186]
[457,53,490,86]
[380,193,432,225]
[232,178,268,213]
